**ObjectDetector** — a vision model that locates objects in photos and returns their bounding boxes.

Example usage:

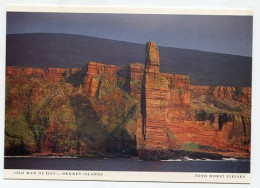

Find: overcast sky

[6,12,253,57]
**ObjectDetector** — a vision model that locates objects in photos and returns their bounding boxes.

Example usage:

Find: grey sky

[6,12,253,56]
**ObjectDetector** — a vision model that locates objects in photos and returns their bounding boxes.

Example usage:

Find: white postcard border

[3,169,250,184]
[1,4,256,185]
[6,5,253,16]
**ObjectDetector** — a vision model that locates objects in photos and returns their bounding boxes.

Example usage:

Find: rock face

[5,41,251,158]
[6,66,81,82]
[83,62,119,97]
[137,43,191,151]
[135,42,250,158]
[145,41,160,73]
[209,86,251,105]
[139,42,170,150]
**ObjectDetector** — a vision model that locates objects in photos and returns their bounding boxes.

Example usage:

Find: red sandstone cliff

[7,66,81,82]
[5,42,251,158]
[135,42,251,158]
[83,62,119,97]
[80,43,251,157]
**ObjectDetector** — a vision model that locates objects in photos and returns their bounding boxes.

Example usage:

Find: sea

[4,157,250,173]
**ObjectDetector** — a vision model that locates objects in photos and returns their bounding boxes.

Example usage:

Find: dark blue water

[4,157,250,173]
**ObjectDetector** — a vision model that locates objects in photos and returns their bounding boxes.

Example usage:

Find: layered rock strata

[5,41,251,158]
[136,42,251,157]
[7,66,80,82]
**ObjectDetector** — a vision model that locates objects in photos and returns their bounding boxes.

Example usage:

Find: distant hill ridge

[6,33,252,86]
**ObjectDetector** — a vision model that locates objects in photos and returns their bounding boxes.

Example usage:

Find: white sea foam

[160,159,182,162]
[222,157,237,161]
[183,156,195,161]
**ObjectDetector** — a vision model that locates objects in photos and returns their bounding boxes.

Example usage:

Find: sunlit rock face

[136,42,250,158]
[5,41,251,158]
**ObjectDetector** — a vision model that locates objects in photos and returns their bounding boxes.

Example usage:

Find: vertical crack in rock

[141,73,147,140]
[218,113,229,131]
[241,116,247,136]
